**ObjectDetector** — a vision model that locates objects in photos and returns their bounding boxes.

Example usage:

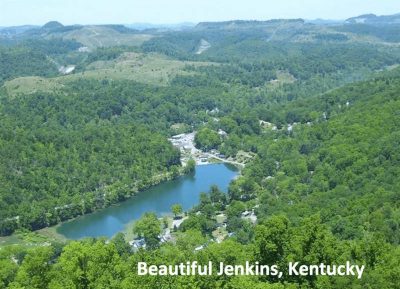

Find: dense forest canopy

[0,87,181,234]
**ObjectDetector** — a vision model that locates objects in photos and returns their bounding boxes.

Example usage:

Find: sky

[1,0,400,26]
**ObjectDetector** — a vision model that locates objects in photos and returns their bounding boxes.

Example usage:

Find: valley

[1,11,400,289]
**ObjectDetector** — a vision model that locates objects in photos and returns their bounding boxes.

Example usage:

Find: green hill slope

[239,71,400,244]
[1,66,400,289]
[0,87,181,235]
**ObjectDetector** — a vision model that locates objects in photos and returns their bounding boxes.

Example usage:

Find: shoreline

[1,158,242,248]
[0,168,186,246]
[54,162,238,241]
[1,163,239,247]
[169,132,247,168]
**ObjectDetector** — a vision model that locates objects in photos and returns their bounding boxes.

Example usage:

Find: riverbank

[56,164,238,240]
[0,167,185,244]
[1,163,238,248]
[0,227,67,248]
[0,170,186,248]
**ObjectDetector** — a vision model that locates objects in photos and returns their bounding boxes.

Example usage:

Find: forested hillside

[1,65,399,289]
[0,85,181,235]
[238,74,400,243]
[0,38,84,85]
[1,16,400,235]
[1,14,400,289]
[0,46,57,85]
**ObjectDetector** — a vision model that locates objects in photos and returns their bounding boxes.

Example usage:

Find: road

[205,153,245,168]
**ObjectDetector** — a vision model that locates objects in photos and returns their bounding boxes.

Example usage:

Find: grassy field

[0,227,67,249]
[3,52,215,96]
[61,26,154,49]
[3,76,64,97]
[70,52,214,85]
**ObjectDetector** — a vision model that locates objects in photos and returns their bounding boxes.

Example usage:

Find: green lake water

[57,163,238,239]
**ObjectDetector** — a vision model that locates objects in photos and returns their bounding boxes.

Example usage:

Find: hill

[60,25,153,48]
[42,21,64,30]
[346,12,400,25]
[195,19,305,30]
[1,65,400,289]
[1,14,400,288]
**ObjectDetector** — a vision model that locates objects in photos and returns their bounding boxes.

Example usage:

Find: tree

[199,192,211,208]
[171,204,183,218]
[210,185,226,209]
[254,216,290,282]
[194,128,222,151]
[10,247,54,289]
[48,240,125,289]
[180,214,217,235]
[111,232,131,257]
[226,201,246,219]
[184,158,196,174]
[202,204,216,218]
[175,229,206,251]
[0,259,18,289]
[133,213,161,249]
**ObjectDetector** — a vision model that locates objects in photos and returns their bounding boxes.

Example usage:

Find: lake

[57,163,238,239]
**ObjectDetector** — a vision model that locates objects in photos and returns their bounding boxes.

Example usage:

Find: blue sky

[1,0,400,26]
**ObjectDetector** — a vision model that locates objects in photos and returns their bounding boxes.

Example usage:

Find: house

[129,238,146,249]
[195,245,205,251]
[241,211,251,217]
[218,129,228,137]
